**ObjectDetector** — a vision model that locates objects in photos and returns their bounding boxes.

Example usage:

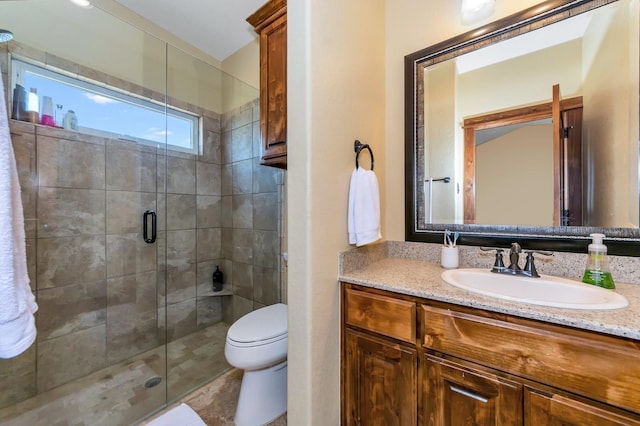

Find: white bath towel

[145,403,207,426]
[0,76,38,359]
[348,167,382,247]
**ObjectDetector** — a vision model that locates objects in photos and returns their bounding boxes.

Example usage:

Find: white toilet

[224,303,288,426]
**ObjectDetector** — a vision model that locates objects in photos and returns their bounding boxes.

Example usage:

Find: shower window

[11,58,200,153]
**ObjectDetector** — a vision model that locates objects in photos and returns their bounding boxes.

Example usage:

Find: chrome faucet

[482,243,553,278]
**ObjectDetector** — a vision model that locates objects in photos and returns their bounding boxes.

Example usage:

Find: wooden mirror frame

[404,0,640,255]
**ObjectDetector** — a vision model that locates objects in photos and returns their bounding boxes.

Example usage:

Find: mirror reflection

[415,0,639,231]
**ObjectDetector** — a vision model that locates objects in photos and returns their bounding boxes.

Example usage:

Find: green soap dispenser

[582,233,615,289]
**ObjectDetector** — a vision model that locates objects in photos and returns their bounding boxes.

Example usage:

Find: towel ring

[354,140,374,170]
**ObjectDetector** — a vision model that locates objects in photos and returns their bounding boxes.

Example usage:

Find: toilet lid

[227,303,288,344]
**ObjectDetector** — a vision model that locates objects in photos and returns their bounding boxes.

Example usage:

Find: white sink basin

[441,268,628,310]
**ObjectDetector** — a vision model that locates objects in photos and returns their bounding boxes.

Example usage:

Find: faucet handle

[522,251,553,278]
[480,247,506,272]
[524,250,553,257]
[523,252,540,277]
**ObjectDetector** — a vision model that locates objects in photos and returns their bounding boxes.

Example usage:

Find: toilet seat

[227,303,287,346]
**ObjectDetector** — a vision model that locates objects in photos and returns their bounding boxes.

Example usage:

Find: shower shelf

[201,289,233,297]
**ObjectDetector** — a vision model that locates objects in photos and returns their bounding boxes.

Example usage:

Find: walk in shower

[0,1,283,424]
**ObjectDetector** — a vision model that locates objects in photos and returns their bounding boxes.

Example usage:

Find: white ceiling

[113,0,266,61]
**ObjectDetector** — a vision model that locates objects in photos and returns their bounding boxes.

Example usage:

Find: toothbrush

[453,231,459,247]
[445,230,452,247]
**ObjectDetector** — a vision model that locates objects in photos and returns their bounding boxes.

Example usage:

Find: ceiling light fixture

[0,29,13,43]
[68,0,92,8]
[461,0,496,25]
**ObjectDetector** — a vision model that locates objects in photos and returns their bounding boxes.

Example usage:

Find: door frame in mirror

[404,0,640,256]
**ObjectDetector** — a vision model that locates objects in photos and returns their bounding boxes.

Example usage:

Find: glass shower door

[0,1,170,424]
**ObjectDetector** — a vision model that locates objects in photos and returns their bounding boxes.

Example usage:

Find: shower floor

[0,322,231,426]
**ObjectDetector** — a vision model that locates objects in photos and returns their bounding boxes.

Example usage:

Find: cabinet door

[344,329,417,426]
[526,388,640,426]
[259,12,287,168]
[422,354,522,426]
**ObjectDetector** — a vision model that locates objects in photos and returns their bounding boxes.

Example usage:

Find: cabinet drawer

[345,288,416,343]
[421,304,640,413]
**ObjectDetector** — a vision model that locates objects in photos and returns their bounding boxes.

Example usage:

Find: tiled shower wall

[1,50,283,410]
[220,101,284,322]
[3,115,228,407]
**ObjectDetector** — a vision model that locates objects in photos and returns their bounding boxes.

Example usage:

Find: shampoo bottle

[582,233,615,289]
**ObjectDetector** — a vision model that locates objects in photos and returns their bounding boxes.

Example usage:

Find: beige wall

[1,0,242,115]
[222,39,260,90]
[285,0,546,423]
[287,0,385,423]
[384,0,543,241]
[583,0,639,227]
[476,124,554,225]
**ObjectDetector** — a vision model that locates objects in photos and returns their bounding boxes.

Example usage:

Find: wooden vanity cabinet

[422,354,523,425]
[341,283,640,426]
[247,0,287,169]
[342,287,418,425]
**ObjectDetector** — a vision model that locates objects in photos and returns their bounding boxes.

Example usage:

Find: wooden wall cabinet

[341,283,640,425]
[247,0,287,169]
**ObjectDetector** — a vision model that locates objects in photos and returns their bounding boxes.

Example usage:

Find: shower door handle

[143,210,157,244]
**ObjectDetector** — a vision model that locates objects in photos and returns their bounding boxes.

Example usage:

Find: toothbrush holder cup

[441,246,459,269]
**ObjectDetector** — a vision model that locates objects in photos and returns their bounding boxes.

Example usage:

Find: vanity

[351,0,640,422]
[339,244,640,425]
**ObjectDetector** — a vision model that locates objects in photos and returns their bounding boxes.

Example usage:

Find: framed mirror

[405,0,640,255]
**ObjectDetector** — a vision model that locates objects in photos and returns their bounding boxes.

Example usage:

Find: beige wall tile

[253,157,281,194]
[106,271,159,363]
[0,345,36,410]
[106,191,157,235]
[220,196,233,228]
[232,194,253,229]
[166,229,196,267]
[37,136,105,189]
[196,228,221,262]
[37,325,107,392]
[166,157,196,195]
[253,266,279,306]
[106,146,157,192]
[231,159,252,195]
[232,107,253,130]
[196,260,220,296]
[203,115,221,134]
[106,233,157,278]
[201,130,221,164]
[221,164,233,196]
[25,239,36,291]
[166,264,196,305]
[253,230,279,269]
[232,229,253,264]
[253,193,278,231]
[196,196,221,228]
[10,128,37,229]
[232,262,252,300]
[196,297,222,328]
[196,161,221,195]
[37,236,106,289]
[231,124,252,162]
[166,300,197,342]
[36,280,107,340]
[38,188,105,238]
[220,131,232,164]
[166,194,196,230]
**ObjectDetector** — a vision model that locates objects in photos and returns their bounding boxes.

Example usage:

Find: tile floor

[0,323,231,426]
[144,368,287,426]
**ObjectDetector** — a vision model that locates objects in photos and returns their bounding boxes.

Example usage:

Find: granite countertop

[339,255,640,341]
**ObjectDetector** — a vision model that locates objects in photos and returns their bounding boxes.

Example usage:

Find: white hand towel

[0,75,38,359]
[348,167,382,247]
